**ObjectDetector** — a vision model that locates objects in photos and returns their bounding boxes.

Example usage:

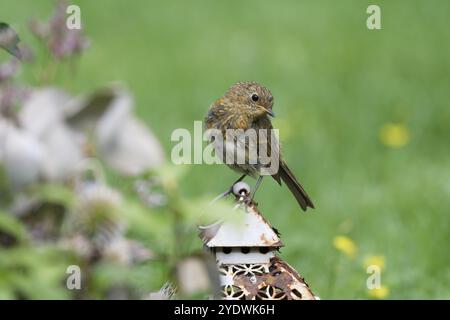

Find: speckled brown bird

[205,81,314,211]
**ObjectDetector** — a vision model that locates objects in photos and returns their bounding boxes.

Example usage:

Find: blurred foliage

[0,1,233,299]
[1,0,450,299]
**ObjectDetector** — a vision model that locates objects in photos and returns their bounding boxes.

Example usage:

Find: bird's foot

[243,196,257,207]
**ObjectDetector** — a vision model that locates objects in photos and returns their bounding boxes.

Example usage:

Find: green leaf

[121,198,171,246]
[0,246,73,299]
[180,197,240,226]
[31,184,76,209]
[0,211,27,243]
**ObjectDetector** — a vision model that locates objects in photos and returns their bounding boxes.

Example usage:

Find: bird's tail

[277,160,315,211]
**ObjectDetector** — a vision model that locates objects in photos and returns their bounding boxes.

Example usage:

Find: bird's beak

[266,108,275,117]
[257,105,275,117]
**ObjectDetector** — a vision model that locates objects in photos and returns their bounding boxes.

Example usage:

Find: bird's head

[224,81,275,119]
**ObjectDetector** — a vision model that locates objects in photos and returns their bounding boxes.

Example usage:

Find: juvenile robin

[204,81,314,211]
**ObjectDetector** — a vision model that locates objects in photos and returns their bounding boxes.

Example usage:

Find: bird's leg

[210,174,246,203]
[250,176,264,201]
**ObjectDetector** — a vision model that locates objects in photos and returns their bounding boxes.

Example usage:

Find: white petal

[3,124,44,188]
[40,124,83,181]
[19,87,71,137]
[97,116,165,176]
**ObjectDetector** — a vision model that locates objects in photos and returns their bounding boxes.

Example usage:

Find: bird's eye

[251,94,259,102]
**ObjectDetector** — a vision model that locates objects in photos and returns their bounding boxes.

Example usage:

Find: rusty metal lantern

[199,182,317,300]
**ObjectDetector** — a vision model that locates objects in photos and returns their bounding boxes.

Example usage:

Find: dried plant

[0,1,225,300]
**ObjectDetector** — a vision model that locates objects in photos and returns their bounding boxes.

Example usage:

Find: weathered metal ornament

[199,184,316,300]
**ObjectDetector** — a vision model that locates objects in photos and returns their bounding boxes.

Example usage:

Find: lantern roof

[199,203,283,248]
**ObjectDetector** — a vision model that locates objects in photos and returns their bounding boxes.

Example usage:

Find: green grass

[2,0,450,299]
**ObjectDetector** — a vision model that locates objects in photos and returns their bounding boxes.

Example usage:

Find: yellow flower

[379,123,410,148]
[364,255,386,271]
[333,235,357,258]
[368,285,390,299]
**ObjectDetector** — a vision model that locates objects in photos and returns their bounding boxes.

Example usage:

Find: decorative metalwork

[201,182,317,300]
[219,257,315,300]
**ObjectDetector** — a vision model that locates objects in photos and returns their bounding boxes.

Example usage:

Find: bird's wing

[204,101,222,130]
[256,117,314,210]
[205,102,256,171]
[251,116,282,182]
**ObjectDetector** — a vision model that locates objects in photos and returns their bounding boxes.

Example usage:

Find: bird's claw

[244,197,254,206]
[240,193,257,207]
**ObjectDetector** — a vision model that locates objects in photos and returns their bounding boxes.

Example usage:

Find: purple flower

[0,59,19,83]
[28,0,89,59]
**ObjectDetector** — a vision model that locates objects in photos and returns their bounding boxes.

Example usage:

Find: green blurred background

[2,0,450,299]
